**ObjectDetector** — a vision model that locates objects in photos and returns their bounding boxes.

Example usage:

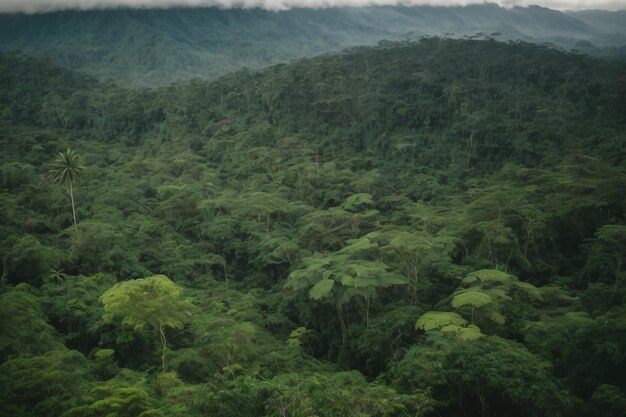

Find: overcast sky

[1,0,625,14]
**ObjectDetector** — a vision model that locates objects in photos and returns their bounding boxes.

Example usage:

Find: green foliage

[416,311,468,331]
[352,304,422,375]
[416,311,483,342]
[50,148,82,187]
[62,386,163,417]
[101,275,195,369]
[268,371,434,417]
[341,193,374,212]
[0,37,624,417]
[287,252,407,304]
[369,226,462,303]
[449,269,543,331]
[556,307,626,398]
[523,311,596,360]
[286,251,407,345]
[287,326,309,349]
[0,350,89,417]
[390,335,570,417]
[309,278,335,300]
[40,272,116,352]
[194,370,433,417]
[66,221,143,278]
[584,224,626,291]
[50,148,83,230]
[95,348,115,359]
[451,290,493,309]
[1,234,60,284]
[0,287,63,359]
[463,269,514,285]
[101,275,194,332]
[585,385,626,417]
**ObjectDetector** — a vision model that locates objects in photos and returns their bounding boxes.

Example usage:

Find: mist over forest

[0,4,625,417]
[1,4,625,85]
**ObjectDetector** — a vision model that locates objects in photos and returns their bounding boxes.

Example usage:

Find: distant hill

[1,4,625,86]
[567,10,626,38]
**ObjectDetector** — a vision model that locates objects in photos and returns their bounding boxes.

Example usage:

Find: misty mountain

[567,9,626,38]
[1,4,625,86]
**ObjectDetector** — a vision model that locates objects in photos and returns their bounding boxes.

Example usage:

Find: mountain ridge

[0,5,624,86]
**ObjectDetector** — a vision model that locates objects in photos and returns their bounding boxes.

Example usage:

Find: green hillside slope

[0,39,625,417]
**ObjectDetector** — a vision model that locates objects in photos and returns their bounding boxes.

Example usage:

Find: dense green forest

[1,38,625,417]
[1,5,625,86]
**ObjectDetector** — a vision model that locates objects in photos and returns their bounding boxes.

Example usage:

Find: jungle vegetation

[0,38,625,417]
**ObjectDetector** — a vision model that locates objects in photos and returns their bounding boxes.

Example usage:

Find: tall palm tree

[50,148,83,230]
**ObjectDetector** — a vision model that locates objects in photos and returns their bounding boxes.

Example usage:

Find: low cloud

[1,0,624,14]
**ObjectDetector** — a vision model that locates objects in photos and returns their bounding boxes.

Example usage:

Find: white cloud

[0,0,624,14]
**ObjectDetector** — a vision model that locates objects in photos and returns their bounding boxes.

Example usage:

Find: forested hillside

[1,38,625,417]
[1,5,625,86]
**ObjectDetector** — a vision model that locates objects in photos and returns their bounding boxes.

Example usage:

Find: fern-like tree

[285,252,406,344]
[50,148,82,230]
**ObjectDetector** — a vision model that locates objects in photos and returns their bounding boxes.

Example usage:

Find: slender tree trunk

[465,131,474,169]
[68,181,77,230]
[336,304,347,345]
[158,324,167,371]
[522,217,532,272]
[610,249,623,306]
[615,250,622,291]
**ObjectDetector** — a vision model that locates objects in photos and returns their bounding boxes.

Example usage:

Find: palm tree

[50,148,83,230]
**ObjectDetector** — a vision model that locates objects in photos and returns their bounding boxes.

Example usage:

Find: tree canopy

[0,38,624,417]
